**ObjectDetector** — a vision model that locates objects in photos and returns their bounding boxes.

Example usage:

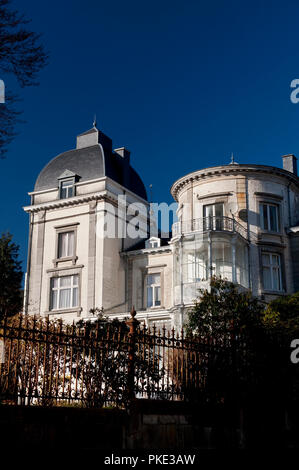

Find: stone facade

[24,128,299,329]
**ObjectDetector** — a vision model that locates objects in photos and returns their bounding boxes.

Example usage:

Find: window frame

[261,252,283,292]
[50,274,79,311]
[259,202,280,233]
[186,251,208,282]
[57,231,75,259]
[145,237,161,249]
[145,273,161,309]
[59,177,75,199]
[203,202,224,230]
[53,223,79,267]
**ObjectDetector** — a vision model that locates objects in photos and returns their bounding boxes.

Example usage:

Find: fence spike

[130,306,137,319]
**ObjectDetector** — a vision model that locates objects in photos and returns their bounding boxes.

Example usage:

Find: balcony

[172,216,248,240]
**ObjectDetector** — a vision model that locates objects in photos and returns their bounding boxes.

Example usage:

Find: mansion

[23,125,299,329]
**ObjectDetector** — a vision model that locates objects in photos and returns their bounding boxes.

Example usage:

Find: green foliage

[186,277,264,341]
[75,311,164,408]
[0,232,23,320]
[184,277,287,407]
[262,292,299,405]
[263,291,299,333]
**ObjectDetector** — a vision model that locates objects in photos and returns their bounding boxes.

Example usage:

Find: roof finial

[149,184,153,204]
[229,152,238,165]
[93,114,97,128]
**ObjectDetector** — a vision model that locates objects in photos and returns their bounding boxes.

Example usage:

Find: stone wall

[0,401,243,450]
[1,399,298,449]
[0,405,126,450]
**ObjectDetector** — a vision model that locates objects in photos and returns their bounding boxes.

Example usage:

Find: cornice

[196,191,232,201]
[254,191,283,200]
[170,164,299,201]
[121,245,172,257]
[23,191,111,213]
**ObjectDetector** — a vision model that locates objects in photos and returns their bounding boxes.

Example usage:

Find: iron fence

[0,310,248,408]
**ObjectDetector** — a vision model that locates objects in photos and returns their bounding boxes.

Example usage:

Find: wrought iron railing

[0,311,248,408]
[172,216,248,239]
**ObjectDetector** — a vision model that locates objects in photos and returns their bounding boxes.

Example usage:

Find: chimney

[282,154,297,176]
[76,126,112,152]
[114,147,131,187]
[114,147,131,163]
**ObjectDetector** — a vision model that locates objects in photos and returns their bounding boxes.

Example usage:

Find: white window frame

[145,237,161,249]
[187,252,207,282]
[53,223,79,267]
[57,231,75,259]
[60,178,75,199]
[259,203,279,232]
[146,273,161,308]
[262,252,282,292]
[203,203,224,230]
[50,275,79,310]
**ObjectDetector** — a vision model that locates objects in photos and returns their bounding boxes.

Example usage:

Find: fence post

[126,307,139,404]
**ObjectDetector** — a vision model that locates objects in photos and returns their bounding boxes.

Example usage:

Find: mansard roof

[34,127,147,201]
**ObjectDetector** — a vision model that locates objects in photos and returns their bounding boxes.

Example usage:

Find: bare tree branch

[0,0,48,157]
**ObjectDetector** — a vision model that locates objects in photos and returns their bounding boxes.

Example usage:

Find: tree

[0,232,23,320]
[186,277,264,339]
[263,291,299,333]
[0,0,48,158]
[263,292,299,406]
[184,277,266,406]
[184,278,299,447]
[74,310,165,408]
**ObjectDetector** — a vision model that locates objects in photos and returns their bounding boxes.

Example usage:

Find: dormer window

[58,170,78,200]
[60,179,75,199]
[146,237,161,249]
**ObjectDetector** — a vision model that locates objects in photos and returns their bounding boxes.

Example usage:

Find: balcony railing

[172,216,248,240]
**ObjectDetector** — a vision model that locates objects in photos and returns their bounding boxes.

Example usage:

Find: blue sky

[1,0,299,273]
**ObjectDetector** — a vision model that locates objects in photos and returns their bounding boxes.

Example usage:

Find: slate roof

[34,130,147,200]
[123,233,171,252]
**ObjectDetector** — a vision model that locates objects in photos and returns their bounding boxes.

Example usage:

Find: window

[145,237,161,249]
[58,231,74,258]
[146,274,161,308]
[50,275,79,310]
[203,203,224,230]
[60,179,75,199]
[187,252,207,282]
[260,203,279,232]
[262,253,282,291]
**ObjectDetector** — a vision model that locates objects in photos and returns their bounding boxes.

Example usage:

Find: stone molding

[23,192,109,213]
[171,164,299,201]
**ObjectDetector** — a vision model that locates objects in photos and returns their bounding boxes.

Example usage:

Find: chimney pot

[114,147,131,161]
[282,154,297,176]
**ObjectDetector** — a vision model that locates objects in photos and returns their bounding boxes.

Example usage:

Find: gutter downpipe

[287,181,292,228]
[245,176,251,290]
[179,229,184,328]
[24,196,33,313]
